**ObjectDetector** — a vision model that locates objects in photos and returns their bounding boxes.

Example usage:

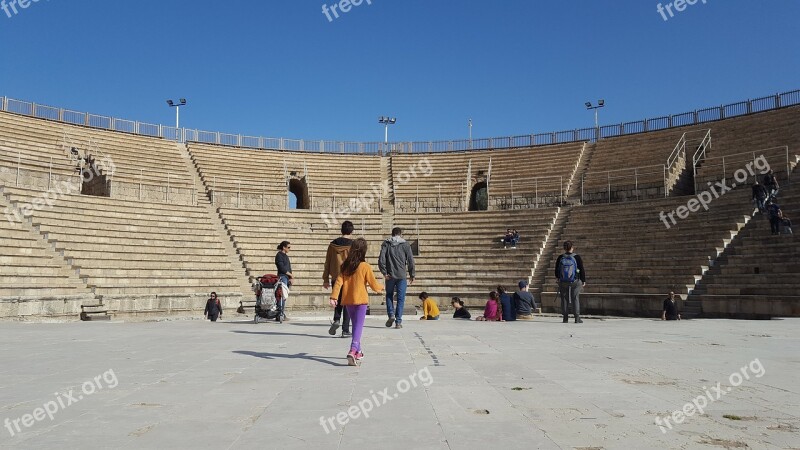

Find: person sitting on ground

[498,286,515,322]
[503,229,514,249]
[451,297,471,320]
[662,292,681,321]
[419,292,440,320]
[513,280,537,320]
[763,169,779,198]
[204,292,222,322]
[476,291,501,321]
[752,181,768,213]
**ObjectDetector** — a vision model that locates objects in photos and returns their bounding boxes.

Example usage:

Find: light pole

[166,98,187,129]
[585,100,605,139]
[379,116,396,154]
[469,118,473,149]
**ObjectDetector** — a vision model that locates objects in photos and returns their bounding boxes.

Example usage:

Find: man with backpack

[324,221,354,337]
[554,240,587,324]
[379,227,416,329]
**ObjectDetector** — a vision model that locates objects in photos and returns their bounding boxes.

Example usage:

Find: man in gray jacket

[379,227,416,329]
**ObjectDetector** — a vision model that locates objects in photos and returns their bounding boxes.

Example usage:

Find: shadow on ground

[233,350,349,367]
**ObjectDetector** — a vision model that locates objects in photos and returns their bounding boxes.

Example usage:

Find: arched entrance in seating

[288,178,310,209]
[469,181,488,211]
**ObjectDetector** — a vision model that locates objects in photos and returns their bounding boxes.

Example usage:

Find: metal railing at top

[0,150,196,206]
[208,179,382,213]
[692,146,791,194]
[1,90,798,155]
[581,164,667,204]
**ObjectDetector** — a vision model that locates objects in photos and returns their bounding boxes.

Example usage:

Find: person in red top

[476,291,501,321]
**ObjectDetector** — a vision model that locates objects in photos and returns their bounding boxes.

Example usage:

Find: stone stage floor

[1,315,798,449]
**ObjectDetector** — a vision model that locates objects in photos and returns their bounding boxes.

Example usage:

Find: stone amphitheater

[0,92,798,322]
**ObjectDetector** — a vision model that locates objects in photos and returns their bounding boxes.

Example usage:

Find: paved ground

[0,314,798,450]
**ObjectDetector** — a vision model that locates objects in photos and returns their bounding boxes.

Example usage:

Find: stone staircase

[0,185,100,320]
[181,143,253,300]
[566,142,594,204]
[529,206,571,307]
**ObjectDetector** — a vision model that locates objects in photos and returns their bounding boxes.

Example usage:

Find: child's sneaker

[355,351,364,361]
[346,350,358,366]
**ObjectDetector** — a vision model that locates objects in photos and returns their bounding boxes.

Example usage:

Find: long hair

[340,238,368,277]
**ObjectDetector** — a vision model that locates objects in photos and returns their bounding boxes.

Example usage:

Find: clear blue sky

[1,0,798,143]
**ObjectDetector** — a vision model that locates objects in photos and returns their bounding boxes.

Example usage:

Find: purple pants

[345,304,368,353]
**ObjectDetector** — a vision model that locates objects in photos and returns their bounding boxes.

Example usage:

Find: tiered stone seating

[188,143,382,212]
[394,209,558,308]
[692,184,800,317]
[217,208,384,308]
[1,186,245,314]
[693,107,800,188]
[391,143,583,212]
[0,112,196,204]
[0,112,81,192]
[583,106,800,204]
[540,186,755,316]
[582,128,687,204]
[0,190,93,317]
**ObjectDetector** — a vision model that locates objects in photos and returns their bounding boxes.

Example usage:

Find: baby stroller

[253,274,288,323]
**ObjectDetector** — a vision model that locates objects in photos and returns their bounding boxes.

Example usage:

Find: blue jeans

[385,278,408,324]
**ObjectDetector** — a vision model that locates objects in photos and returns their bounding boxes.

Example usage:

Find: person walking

[204,292,222,322]
[378,227,416,329]
[324,221,354,337]
[662,292,681,321]
[330,238,384,366]
[555,240,587,324]
[275,241,293,287]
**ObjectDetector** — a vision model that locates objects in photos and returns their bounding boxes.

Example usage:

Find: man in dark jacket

[378,227,416,329]
[763,169,779,198]
[662,292,681,321]
[204,292,222,322]
[752,181,768,213]
[323,221,354,337]
[275,241,293,286]
[555,240,587,324]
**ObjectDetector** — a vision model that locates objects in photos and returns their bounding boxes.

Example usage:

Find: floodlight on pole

[166,98,187,129]
[469,118,473,149]
[585,99,605,133]
[379,116,397,153]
